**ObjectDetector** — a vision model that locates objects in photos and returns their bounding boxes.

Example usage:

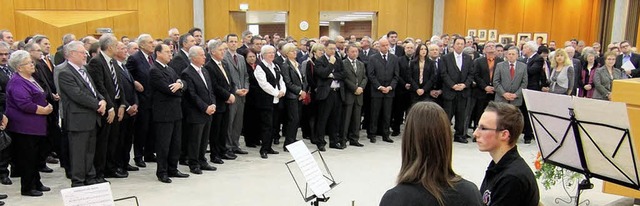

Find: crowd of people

[0,27,638,205]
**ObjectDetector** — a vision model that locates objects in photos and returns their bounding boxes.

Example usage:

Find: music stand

[523,90,640,206]
[285,141,339,206]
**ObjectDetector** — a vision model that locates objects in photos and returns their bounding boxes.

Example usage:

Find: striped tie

[109,60,121,98]
[79,67,97,96]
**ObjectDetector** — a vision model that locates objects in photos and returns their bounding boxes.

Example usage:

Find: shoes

[21,190,43,197]
[210,156,224,164]
[226,152,238,159]
[125,164,139,171]
[267,149,279,154]
[144,155,157,162]
[94,178,109,184]
[260,152,268,159]
[157,175,172,183]
[369,137,377,143]
[349,141,364,147]
[39,166,53,173]
[391,131,400,137]
[200,164,217,171]
[105,170,127,178]
[317,145,326,152]
[283,147,289,152]
[168,171,189,178]
[190,168,202,175]
[71,182,85,187]
[36,185,51,192]
[134,159,146,168]
[524,139,532,144]
[220,153,236,160]
[454,137,469,143]
[382,137,394,143]
[0,176,11,185]
[233,149,249,155]
[329,144,344,150]
[45,156,59,164]
[273,138,280,145]
[0,200,4,206]
[65,170,72,179]
[84,178,98,185]
[179,160,188,166]
[0,194,7,199]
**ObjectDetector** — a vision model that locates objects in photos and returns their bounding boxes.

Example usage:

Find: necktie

[121,63,131,81]
[44,56,53,71]
[364,50,368,56]
[488,58,495,81]
[0,66,12,77]
[110,60,121,98]
[218,62,230,84]
[456,55,462,71]
[147,54,153,66]
[233,54,238,66]
[197,68,208,89]
[383,54,387,62]
[79,67,97,96]
[352,60,357,73]
[510,63,515,80]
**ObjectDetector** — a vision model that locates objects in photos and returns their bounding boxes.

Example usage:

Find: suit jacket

[493,61,528,106]
[36,58,56,94]
[571,58,582,95]
[204,59,235,113]
[367,52,399,98]
[409,59,437,94]
[168,49,190,76]
[181,65,215,123]
[614,53,640,77]
[397,55,414,94]
[358,48,378,66]
[58,63,104,131]
[223,51,249,90]
[115,61,138,109]
[472,56,504,100]
[237,44,249,57]
[519,53,548,90]
[33,61,54,101]
[54,46,65,66]
[438,52,474,100]
[87,52,125,110]
[149,61,184,122]
[313,55,345,100]
[341,58,368,105]
[296,51,309,65]
[281,59,306,100]
[126,50,153,108]
[391,45,405,57]
[0,66,13,111]
[592,66,623,100]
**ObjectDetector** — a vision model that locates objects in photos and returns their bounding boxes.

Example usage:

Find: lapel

[68,64,95,95]
[344,59,356,76]
[225,51,239,70]
[287,60,302,82]
[188,65,211,91]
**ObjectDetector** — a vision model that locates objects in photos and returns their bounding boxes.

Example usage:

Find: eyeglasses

[20,61,34,66]
[476,125,503,132]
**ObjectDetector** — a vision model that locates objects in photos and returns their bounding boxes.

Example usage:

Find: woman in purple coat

[5,50,53,197]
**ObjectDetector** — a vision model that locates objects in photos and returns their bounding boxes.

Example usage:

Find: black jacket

[149,61,184,122]
[181,65,215,123]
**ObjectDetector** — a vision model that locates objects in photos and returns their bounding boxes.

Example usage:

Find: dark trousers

[443,93,468,139]
[368,97,393,138]
[520,102,534,141]
[390,91,410,132]
[283,99,302,147]
[60,121,70,172]
[39,114,61,169]
[210,111,230,158]
[8,132,43,193]
[154,120,181,177]
[68,129,97,186]
[258,105,275,153]
[94,116,120,178]
[342,101,363,143]
[134,108,154,161]
[312,90,342,146]
[300,101,316,139]
[0,143,11,178]
[119,116,135,168]
[272,102,284,142]
[471,96,492,130]
[185,121,210,169]
[243,103,261,146]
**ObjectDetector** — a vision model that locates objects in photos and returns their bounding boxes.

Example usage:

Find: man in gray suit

[564,46,582,96]
[341,44,368,147]
[223,34,249,155]
[57,41,107,187]
[493,47,528,107]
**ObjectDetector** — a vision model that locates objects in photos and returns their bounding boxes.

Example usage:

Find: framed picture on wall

[533,33,548,44]
[488,30,498,41]
[498,34,516,46]
[517,33,531,45]
[467,29,477,38]
[478,30,487,41]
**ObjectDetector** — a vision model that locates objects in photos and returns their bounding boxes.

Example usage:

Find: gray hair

[137,34,152,44]
[0,41,9,50]
[168,28,179,36]
[64,41,85,57]
[581,47,597,60]
[523,41,538,53]
[462,47,475,55]
[360,36,371,43]
[32,35,49,44]
[281,43,297,56]
[507,45,520,53]
[24,42,38,52]
[430,35,441,42]
[62,33,76,45]
[8,50,30,70]
[207,39,223,52]
[261,45,276,56]
[127,42,138,49]
[188,46,204,61]
[0,30,8,40]
[99,33,117,51]
[242,30,252,38]
[81,36,97,44]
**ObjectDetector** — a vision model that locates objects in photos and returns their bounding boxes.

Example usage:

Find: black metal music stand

[285,150,339,206]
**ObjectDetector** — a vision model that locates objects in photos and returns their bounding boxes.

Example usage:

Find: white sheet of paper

[622,60,636,72]
[286,140,331,197]
[61,183,114,206]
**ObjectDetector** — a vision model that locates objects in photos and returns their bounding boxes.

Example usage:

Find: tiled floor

[0,133,634,206]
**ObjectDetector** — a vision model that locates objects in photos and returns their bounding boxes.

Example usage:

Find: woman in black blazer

[409,44,436,104]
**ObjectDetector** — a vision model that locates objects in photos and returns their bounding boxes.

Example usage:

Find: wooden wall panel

[577,0,597,44]
[227,0,289,11]
[168,0,193,33]
[319,0,348,11]
[76,0,107,10]
[138,0,169,40]
[229,12,247,36]
[550,0,582,44]
[288,0,319,39]
[406,0,432,39]
[107,0,137,10]
[377,0,408,39]
[493,0,524,36]
[45,0,74,10]
[113,12,139,39]
[14,0,45,10]
[522,0,553,34]
[443,0,467,36]
[465,0,494,32]
[0,0,16,33]
[205,0,230,39]
[13,13,30,41]
[637,12,640,46]
[59,23,87,40]
[349,0,378,11]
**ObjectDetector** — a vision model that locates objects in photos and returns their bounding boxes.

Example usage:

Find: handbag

[0,130,11,151]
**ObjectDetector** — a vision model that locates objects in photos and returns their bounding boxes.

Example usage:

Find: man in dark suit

[358,36,378,66]
[113,42,139,173]
[169,34,196,75]
[204,40,237,163]
[439,37,473,143]
[296,39,312,64]
[470,42,503,136]
[341,45,367,147]
[312,40,345,151]
[236,30,253,57]
[615,41,640,78]
[54,34,76,66]
[86,34,127,180]
[0,42,13,185]
[223,34,250,155]
[126,34,155,167]
[181,46,217,174]
[57,41,107,187]
[387,31,405,57]
[367,38,399,144]
[358,36,377,132]
[426,44,444,106]
[564,46,582,96]
[391,42,415,136]
[149,44,189,183]
[518,41,546,144]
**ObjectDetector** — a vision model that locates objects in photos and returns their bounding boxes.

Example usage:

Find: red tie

[147,55,153,66]
[510,63,515,80]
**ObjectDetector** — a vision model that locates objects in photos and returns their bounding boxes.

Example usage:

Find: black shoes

[39,166,53,173]
[382,137,394,143]
[349,141,364,147]
[45,156,59,164]
[454,137,469,143]
[329,144,344,150]
[200,164,217,171]
[233,149,249,155]
[125,164,139,171]
[524,139,532,144]
[190,168,202,175]
[21,190,43,197]
[221,153,237,160]
[105,169,128,178]
[266,149,279,155]
[369,137,377,143]
[0,194,6,199]
[391,131,400,137]
[134,159,146,168]
[158,175,172,183]
[210,156,224,164]
[273,138,280,145]
[36,185,51,192]
[144,155,157,162]
[317,145,326,152]
[168,171,189,178]
[260,152,268,159]
[0,176,11,185]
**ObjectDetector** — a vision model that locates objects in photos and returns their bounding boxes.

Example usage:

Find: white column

[193,0,205,32]
[329,21,341,39]
[611,0,629,43]
[432,0,444,37]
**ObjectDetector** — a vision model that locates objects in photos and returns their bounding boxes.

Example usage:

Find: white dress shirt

[454,51,463,70]
[255,60,286,103]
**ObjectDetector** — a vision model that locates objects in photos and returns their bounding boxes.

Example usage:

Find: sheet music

[622,60,636,72]
[61,183,115,206]
[286,140,331,197]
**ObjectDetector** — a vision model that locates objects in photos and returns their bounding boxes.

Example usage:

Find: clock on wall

[299,21,309,31]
